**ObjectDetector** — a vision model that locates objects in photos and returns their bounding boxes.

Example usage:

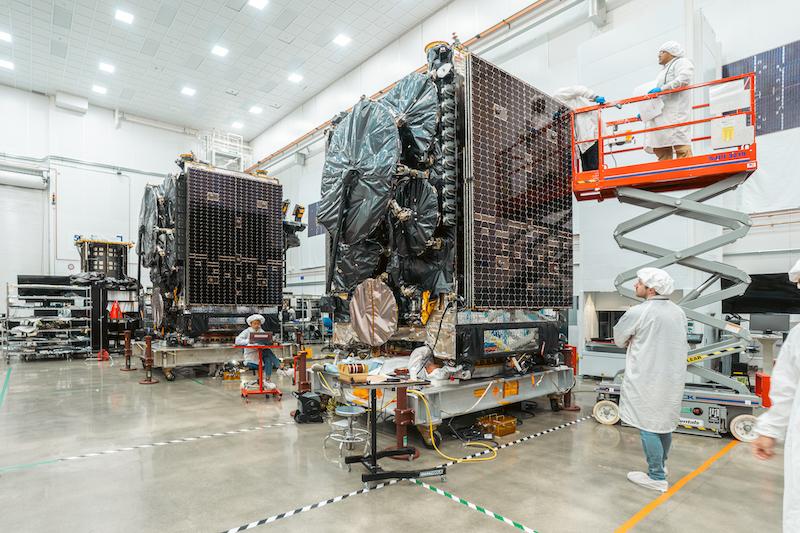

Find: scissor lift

[571,73,765,441]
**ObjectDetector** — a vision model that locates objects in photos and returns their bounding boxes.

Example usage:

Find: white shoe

[627,471,668,493]
[265,381,277,390]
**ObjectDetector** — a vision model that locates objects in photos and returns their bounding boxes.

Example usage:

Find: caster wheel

[165,372,176,382]
[729,414,758,442]
[550,398,562,412]
[422,430,442,450]
[440,475,447,483]
[593,400,620,425]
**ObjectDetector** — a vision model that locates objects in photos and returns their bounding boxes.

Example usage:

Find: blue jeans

[245,349,281,379]
[639,430,672,481]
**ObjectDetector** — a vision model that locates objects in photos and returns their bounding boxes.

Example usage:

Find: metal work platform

[572,73,757,201]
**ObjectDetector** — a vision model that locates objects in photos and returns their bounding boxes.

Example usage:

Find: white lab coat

[235,326,262,365]
[614,296,688,433]
[645,57,695,150]
[755,325,800,531]
[553,85,600,154]
[409,345,433,380]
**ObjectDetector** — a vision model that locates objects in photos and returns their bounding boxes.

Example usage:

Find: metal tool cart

[340,377,447,487]
[3,276,91,362]
[90,285,140,354]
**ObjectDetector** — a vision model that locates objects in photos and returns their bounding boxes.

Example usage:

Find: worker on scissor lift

[643,41,695,161]
[553,86,607,171]
[613,267,687,493]
[753,259,800,531]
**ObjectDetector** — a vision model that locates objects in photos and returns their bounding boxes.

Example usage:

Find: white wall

[0,84,199,301]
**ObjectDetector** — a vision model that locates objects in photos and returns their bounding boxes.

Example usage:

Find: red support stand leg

[562,344,581,412]
[296,348,311,394]
[120,330,136,372]
[139,335,160,385]
[386,386,420,461]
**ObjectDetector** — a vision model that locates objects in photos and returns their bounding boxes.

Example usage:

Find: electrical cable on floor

[407,389,497,463]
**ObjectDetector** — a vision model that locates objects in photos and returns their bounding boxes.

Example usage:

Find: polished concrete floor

[0,358,784,532]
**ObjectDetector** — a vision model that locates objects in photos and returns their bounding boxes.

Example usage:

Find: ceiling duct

[54,92,88,114]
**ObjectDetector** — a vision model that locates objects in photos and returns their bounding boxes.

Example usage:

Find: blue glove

[647,87,662,94]
[594,96,606,104]
[636,114,641,120]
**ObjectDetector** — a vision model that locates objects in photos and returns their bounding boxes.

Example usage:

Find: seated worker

[235,314,282,388]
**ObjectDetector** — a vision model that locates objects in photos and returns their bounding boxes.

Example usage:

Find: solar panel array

[723,39,800,136]
[466,55,573,309]
[185,165,283,307]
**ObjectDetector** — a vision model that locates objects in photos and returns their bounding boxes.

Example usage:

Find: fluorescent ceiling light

[249,105,263,114]
[92,84,107,94]
[333,34,351,47]
[115,9,134,24]
[181,86,196,96]
[0,59,14,70]
[287,72,303,83]
[0,31,11,43]
[99,62,115,73]
[248,0,269,9]
[231,121,243,129]
[211,45,229,57]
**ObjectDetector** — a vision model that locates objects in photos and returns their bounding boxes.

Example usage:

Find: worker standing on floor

[644,41,695,160]
[752,259,800,531]
[553,85,606,171]
[614,267,687,493]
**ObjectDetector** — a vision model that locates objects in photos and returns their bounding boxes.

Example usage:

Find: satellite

[320,42,573,371]
[137,155,304,337]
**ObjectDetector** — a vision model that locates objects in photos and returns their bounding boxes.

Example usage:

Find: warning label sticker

[680,417,704,427]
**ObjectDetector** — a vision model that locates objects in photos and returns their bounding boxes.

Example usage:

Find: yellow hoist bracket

[293,204,305,222]
[420,291,438,325]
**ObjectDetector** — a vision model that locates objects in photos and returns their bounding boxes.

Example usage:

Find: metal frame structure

[3,281,91,362]
[309,365,575,426]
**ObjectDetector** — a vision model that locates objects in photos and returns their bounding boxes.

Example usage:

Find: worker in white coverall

[644,41,695,160]
[553,86,606,171]
[752,259,800,531]
[235,314,282,388]
[614,268,687,492]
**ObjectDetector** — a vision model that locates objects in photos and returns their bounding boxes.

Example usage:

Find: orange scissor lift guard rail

[570,73,758,201]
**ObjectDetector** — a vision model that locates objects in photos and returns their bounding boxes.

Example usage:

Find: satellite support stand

[612,172,753,392]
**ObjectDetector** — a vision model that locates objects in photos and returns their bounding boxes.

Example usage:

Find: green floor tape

[0,367,11,408]
[413,479,538,532]
[0,458,60,473]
